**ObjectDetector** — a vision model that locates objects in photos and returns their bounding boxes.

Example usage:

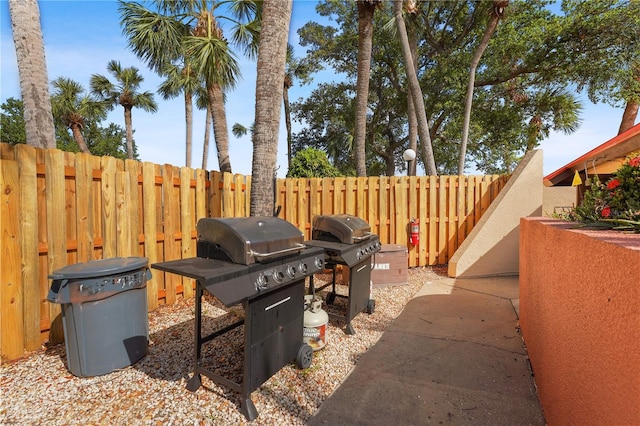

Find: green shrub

[568,153,640,233]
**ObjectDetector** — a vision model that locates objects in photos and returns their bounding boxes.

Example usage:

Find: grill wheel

[296,343,313,369]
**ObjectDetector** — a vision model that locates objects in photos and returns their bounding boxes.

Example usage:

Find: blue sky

[1,1,633,176]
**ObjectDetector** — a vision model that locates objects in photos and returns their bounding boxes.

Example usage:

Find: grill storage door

[347,259,373,324]
[247,281,305,391]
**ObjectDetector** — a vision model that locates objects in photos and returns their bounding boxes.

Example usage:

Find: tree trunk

[393,0,437,175]
[458,10,501,174]
[283,86,292,169]
[9,0,56,149]
[407,22,418,176]
[208,84,232,173]
[70,124,90,153]
[354,1,376,177]
[250,0,292,217]
[185,90,193,167]
[618,100,639,134]
[124,106,134,159]
[202,106,212,170]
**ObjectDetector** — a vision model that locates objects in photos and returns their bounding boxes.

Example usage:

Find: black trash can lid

[49,257,149,280]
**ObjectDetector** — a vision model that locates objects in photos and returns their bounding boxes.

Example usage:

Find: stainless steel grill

[197,216,306,265]
[305,214,381,335]
[152,217,325,421]
[312,214,373,244]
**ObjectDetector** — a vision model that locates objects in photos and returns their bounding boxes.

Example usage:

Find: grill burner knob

[298,262,308,274]
[273,271,285,283]
[286,266,296,278]
[255,273,268,291]
[314,257,324,269]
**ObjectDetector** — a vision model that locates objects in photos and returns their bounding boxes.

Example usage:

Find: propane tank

[303,295,329,351]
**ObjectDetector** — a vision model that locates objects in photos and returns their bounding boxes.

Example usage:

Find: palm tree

[459,1,508,174]
[90,60,158,159]
[51,77,108,154]
[8,0,56,149]
[158,63,202,167]
[524,88,582,151]
[194,85,213,170]
[185,10,238,173]
[354,0,382,177]
[250,0,292,217]
[119,0,259,174]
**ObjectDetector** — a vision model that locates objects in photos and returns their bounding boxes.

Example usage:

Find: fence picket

[1,159,24,359]
[101,156,117,259]
[45,150,66,344]
[426,176,434,265]
[378,176,388,243]
[16,145,40,351]
[222,173,234,217]
[367,177,378,237]
[345,177,355,216]
[161,165,177,304]
[125,160,141,256]
[298,179,308,237]
[356,177,366,220]
[181,167,195,298]
[142,162,159,310]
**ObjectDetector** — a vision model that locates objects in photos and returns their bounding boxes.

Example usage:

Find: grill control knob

[255,273,268,291]
[273,270,285,283]
[298,262,308,274]
[286,265,296,278]
[314,257,324,269]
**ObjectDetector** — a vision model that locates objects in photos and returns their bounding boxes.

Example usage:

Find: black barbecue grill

[151,217,325,421]
[305,214,381,335]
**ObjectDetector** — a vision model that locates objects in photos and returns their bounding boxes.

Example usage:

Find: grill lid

[312,214,372,244]
[197,217,305,265]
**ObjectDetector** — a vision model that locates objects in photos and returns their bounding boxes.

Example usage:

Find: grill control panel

[250,250,325,294]
[316,235,381,267]
[340,238,381,266]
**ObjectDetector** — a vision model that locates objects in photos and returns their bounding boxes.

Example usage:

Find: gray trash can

[47,257,151,377]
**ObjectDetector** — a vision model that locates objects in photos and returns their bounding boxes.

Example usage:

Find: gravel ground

[1,267,443,425]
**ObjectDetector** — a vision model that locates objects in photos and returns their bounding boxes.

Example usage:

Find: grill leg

[331,265,337,293]
[240,399,258,422]
[241,298,258,421]
[186,283,204,392]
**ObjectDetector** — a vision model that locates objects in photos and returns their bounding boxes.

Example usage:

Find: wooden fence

[0,143,508,361]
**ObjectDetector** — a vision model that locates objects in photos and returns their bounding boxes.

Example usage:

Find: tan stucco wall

[447,149,543,278]
[542,186,577,217]
[519,218,640,425]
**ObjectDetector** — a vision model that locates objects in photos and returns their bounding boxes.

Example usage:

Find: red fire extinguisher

[409,218,420,245]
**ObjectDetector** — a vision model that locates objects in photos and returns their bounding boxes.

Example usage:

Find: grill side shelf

[151,257,247,284]
[151,258,251,306]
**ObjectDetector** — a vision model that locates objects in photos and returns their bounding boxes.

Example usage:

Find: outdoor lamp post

[402,149,416,176]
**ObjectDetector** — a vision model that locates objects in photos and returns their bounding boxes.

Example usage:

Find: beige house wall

[542,186,577,217]
[447,150,543,278]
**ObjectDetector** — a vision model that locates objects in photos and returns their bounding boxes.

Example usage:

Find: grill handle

[352,232,373,242]
[251,243,306,261]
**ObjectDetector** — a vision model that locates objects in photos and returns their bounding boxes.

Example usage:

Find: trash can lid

[49,257,149,280]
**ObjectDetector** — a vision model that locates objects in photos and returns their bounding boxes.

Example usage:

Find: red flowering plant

[569,153,640,233]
